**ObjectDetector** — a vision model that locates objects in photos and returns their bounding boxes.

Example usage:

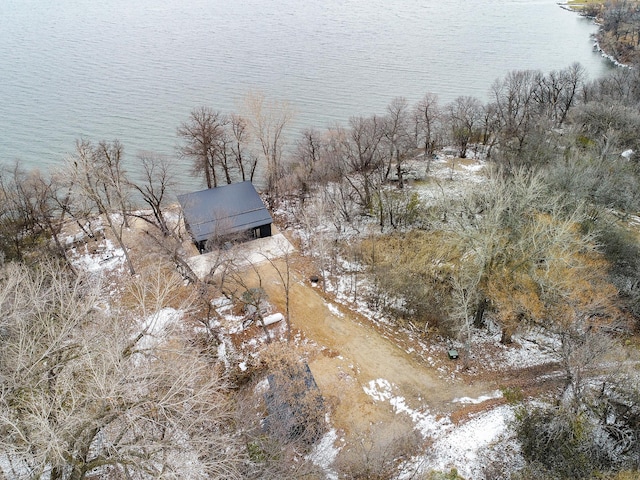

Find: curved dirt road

[256,261,496,439]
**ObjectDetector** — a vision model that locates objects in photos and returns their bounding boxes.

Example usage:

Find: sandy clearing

[247,259,496,441]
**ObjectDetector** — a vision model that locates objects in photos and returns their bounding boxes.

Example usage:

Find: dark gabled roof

[177,181,272,243]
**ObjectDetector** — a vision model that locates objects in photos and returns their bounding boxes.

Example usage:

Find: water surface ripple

[0,0,611,172]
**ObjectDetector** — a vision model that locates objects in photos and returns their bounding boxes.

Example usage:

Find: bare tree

[128,153,179,237]
[0,164,70,265]
[295,190,349,292]
[449,263,483,367]
[413,92,442,172]
[572,100,640,161]
[445,96,483,158]
[243,92,294,201]
[141,226,201,284]
[96,140,131,227]
[372,187,421,231]
[260,242,294,341]
[290,128,325,197]
[66,139,136,275]
[178,106,228,189]
[229,113,258,182]
[0,261,244,480]
[490,69,544,163]
[342,115,386,210]
[537,63,585,126]
[382,96,413,187]
[222,257,274,344]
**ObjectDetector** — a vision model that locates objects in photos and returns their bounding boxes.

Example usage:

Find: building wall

[258,223,272,239]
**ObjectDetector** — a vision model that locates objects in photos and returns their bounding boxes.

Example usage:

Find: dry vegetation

[4,60,640,479]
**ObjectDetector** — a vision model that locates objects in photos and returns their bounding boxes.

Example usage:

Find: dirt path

[251,260,496,439]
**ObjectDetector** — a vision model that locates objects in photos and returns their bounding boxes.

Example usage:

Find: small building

[177,181,272,253]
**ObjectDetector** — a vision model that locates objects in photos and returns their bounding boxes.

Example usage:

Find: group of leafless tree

[178,92,292,204]
[272,64,640,478]
[0,260,247,479]
[5,59,640,478]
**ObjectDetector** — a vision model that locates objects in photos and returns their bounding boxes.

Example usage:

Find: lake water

[0,0,612,173]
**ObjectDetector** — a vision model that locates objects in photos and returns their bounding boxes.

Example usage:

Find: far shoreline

[560,0,632,68]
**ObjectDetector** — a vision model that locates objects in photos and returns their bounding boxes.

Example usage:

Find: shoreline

[558,1,630,68]
[592,38,630,68]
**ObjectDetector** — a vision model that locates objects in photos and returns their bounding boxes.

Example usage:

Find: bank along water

[0,0,614,180]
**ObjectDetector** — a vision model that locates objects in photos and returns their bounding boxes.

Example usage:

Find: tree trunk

[255,312,272,344]
[104,214,135,275]
[500,328,513,345]
[473,298,487,328]
[205,164,212,189]
[396,161,404,189]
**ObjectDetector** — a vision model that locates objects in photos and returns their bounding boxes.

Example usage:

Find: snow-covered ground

[186,233,295,280]
[362,378,521,479]
[70,238,126,274]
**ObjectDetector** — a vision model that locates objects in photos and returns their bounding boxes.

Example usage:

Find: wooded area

[3,56,640,478]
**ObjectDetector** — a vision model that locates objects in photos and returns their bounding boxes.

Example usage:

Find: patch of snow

[365,379,520,479]
[63,230,87,245]
[255,378,269,394]
[163,210,181,224]
[223,314,246,334]
[141,307,180,334]
[71,239,125,274]
[424,405,516,480]
[137,308,182,351]
[503,335,558,369]
[628,214,640,228]
[211,296,248,334]
[389,396,452,438]
[212,296,234,310]
[363,378,394,402]
[262,312,284,326]
[462,325,559,372]
[461,161,485,172]
[453,390,502,404]
[307,428,341,480]
[217,342,228,368]
[326,303,343,317]
[0,454,34,480]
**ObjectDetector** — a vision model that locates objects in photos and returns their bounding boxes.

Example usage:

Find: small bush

[514,404,607,479]
[425,468,466,480]
[334,423,422,480]
[500,386,524,404]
